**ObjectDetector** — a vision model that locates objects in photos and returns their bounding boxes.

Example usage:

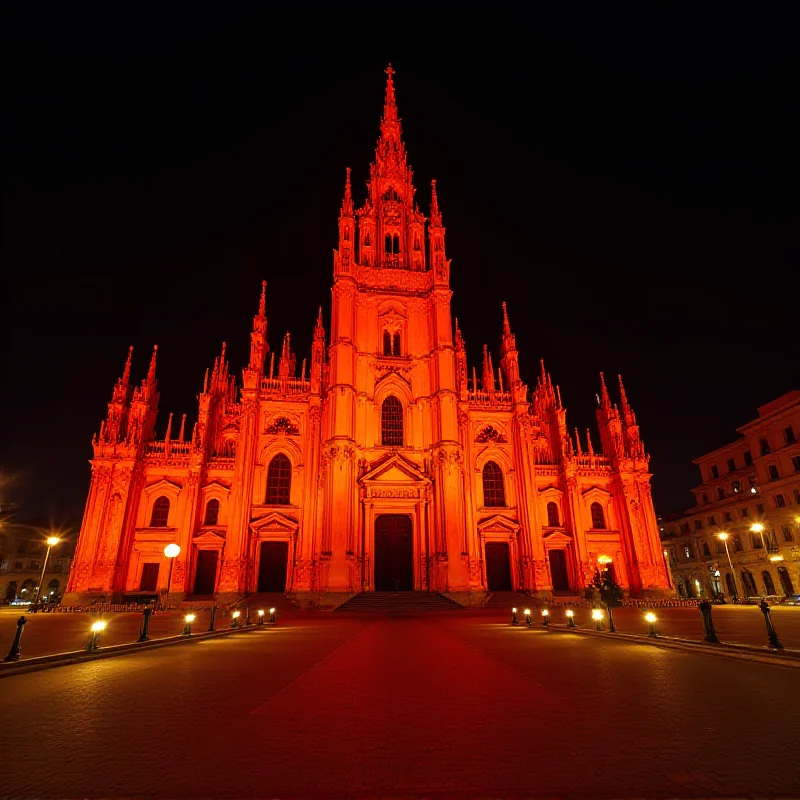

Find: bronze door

[139,563,160,592]
[549,549,570,591]
[485,542,512,590]
[258,541,289,592]
[374,515,413,591]
[193,550,218,595]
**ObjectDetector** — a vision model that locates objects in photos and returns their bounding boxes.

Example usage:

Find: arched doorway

[374,515,413,591]
[194,550,219,595]
[777,567,795,595]
[741,569,758,598]
[725,572,737,598]
[684,578,694,598]
[258,541,289,592]
[762,570,776,596]
[549,549,570,592]
[484,542,512,591]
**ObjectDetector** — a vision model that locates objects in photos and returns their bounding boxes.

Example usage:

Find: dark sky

[4,7,797,528]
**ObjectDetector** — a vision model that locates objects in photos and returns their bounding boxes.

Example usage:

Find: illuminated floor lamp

[162,543,181,610]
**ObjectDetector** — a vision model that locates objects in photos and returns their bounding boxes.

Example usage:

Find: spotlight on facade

[645,612,658,637]
[591,608,604,630]
[566,609,576,628]
[769,555,784,562]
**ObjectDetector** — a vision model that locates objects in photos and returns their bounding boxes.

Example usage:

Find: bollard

[645,612,658,637]
[4,616,27,662]
[231,610,241,629]
[511,607,518,625]
[566,609,576,628]
[208,604,217,631]
[257,609,265,626]
[591,608,604,631]
[523,608,532,626]
[759,599,783,649]
[698,599,719,644]
[606,603,617,633]
[137,605,153,642]
[541,608,550,626]
[86,620,107,652]
[183,613,196,636]
[268,607,277,625]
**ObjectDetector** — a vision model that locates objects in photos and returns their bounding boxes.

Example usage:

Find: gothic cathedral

[65,68,671,607]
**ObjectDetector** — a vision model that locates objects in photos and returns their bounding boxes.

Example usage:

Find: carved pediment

[249,511,299,534]
[581,486,612,501]
[543,530,573,543]
[143,478,183,495]
[193,530,226,545]
[360,453,429,484]
[202,480,231,494]
[477,514,520,534]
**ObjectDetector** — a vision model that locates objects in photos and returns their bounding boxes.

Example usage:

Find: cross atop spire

[383,63,397,124]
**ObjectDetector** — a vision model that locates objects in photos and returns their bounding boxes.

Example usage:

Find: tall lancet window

[381,396,404,446]
[590,502,606,530]
[266,454,292,505]
[150,496,170,527]
[482,462,506,508]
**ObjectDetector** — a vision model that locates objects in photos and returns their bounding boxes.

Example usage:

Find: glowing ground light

[541,608,549,616]
[566,609,574,617]
[591,609,603,621]
[185,614,196,623]
[232,611,241,619]
[645,613,656,623]
[91,620,107,632]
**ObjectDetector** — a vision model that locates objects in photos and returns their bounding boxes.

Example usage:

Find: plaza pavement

[1,602,799,661]
[0,612,797,798]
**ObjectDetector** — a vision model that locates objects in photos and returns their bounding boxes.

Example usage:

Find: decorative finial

[502,302,512,337]
[121,345,134,385]
[258,281,267,316]
[146,345,158,384]
[383,63,398,124]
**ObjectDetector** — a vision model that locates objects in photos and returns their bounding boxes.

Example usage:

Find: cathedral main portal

[374,515,413,591]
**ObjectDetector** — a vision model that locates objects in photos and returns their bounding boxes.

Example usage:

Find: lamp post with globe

[32,536,60,610]
[162,543,181,610]
[716,532,740,603]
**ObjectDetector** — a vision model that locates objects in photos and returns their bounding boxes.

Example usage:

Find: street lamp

[32,535,60,609]
[162,543,181,610]
[717,532,741,603]
[750,522,770,555]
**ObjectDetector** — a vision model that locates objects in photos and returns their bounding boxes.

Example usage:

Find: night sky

[4,8,796,530]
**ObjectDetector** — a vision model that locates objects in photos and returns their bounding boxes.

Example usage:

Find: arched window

[381,396,404,447]
[482,461,506,507]
[546,502,560,527]
[724,573,737,598]
[203,499,220,526]
[590,502,606,530]
[266,454,292,505]
[385,234,393,254]
[762,570,776,595]
[392,332,401,357]
[150,496,170,527]
[383,330,392,356]
[777,566,794,595]
[393,234,400,254]
[741,569,758,597]
[364,232,371,248]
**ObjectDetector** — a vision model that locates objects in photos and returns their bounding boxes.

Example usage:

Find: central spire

[383,64,398,124]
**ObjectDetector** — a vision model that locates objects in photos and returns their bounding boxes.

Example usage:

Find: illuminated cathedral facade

[65,68,671,607]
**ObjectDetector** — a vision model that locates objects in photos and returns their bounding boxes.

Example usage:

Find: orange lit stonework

[65,68,671,607]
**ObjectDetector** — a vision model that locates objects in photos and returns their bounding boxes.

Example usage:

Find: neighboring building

[0,523,75,605]
[661,391,800,600]
[64,67,671,608]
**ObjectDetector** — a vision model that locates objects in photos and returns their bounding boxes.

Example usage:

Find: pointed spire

[165,412,173,443]
[258,280,267,317]
[178,413,186,442]
[341,167,353,216]
[618,373,632,416]
[430,179,442,227]
[383,63,398,124]
[574,427,583,455]
[203,368,209,393]
[121,346,134,385]
[315,306,325,338]
[555,385,563,409]
[146,345,158,385]
[599,371,611,411]
[586,428,595,456]
[454,317,464,350]
[502,302,512,338]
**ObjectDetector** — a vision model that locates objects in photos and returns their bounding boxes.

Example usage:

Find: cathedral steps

[333,592,466,613]
[234,592,301,612]
[482,591,542,610]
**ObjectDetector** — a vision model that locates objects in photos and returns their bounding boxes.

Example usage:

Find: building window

[715,540,725,554]
[702,493,709,504]
[694,519,703,530]
[701,542,711,557]
[393,332,401,356]
[794,489,800,504]
[732,480,740,494]
[16,540,27,554]
[680,522,690,534]
[727,457,736,473]
[546,502,560,527]
[740,507,750,518]
[482,461,506,507]
[791,455,800,472]
[708,516,716,526]
[748,476,757,493]
[717,487,725,500]
[767,464,779,481]
[684,545,692,559]
[150,496,170,527]
[590,502,606,530]
[710,465,719,479]
[785,426,797,444]
[752,534,763,549]
[265,453,292,505]
[760,438,770,456]
[203,499,220,526]
[744,450,753,466]
[732,534,744,552]
[381,396,404,446]
[782,525,795,542]
[13,561,22,571]
[383,330,392,355]
[724,511,732,522]
[29,560,40,570]
[775,494,786,508]
[757,503,764,514]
